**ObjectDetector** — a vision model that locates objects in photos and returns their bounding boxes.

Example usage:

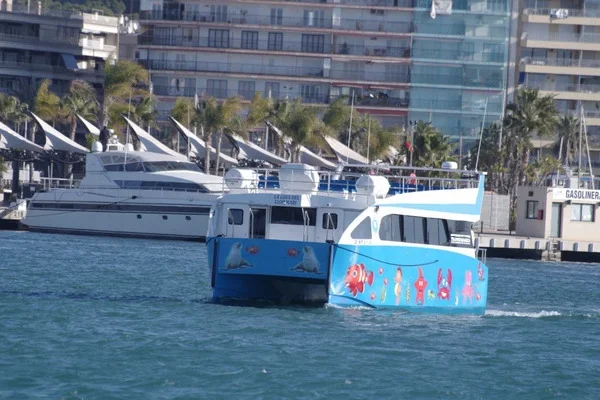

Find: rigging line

[332,244,439,267]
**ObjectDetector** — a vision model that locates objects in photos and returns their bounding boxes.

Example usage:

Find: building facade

[137,0,512,144]
[0,1,119,100]
[519,0,600,172]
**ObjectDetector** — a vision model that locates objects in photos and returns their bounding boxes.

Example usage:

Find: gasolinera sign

[552,188,600,202]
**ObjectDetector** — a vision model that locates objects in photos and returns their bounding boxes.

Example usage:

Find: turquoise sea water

[0,230,599,400]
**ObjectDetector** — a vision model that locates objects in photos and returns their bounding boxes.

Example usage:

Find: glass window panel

[351,216,372,239]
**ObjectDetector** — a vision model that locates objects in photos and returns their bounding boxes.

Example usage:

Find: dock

[476,232,600,263]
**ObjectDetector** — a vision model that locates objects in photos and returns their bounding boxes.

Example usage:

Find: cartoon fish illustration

[414,267,428,305]
[462,270,475,304]
[476,292,481,301]
[344,263,374,297]
[427,289,435,300]
[405,281,411,304]
[246,246,259,255]
[477,263,485,281]
[287,248,300,257]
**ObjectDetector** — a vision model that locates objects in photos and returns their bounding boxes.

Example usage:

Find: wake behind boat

[206,163,489,314]
[22,138,225,241]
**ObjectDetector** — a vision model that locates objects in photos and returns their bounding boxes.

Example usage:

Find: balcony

[1,4,118,26]
[142,59,409,84]
[330,93,408,108]
[411,73,503,90]
[527,82,600,101]
[523,8,600,26]
[522,57,600,77]
[139,11,412,35]
[412,48,504,64]
[0,31,80,51]
[140,35,410,60]
[521,31,600,51]
[0,60,102,81]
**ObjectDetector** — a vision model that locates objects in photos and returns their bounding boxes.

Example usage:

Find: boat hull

[208,237,488,314]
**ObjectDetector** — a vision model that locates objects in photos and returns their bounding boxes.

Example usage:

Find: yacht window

[447,220,473,247]
[125,161,144,172]
[379,214,402,242]
[403,216,426,244]
[350,216,372,239]
[322,213,338,229]
[271,206,316,226]
[228,208,243,225]
[426,218,450,246]
[104,164,124,172]
[143,161,201,172]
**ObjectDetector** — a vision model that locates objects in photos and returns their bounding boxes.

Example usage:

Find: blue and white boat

[206,163,488,314]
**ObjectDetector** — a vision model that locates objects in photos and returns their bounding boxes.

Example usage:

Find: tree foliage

[60,79,99,140]
[34,79,61,124]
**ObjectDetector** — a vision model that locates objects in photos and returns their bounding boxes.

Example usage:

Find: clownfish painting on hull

[345,263,374,297]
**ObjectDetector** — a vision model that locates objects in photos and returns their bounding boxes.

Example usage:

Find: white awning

[77,114,100,136]
[228,133,288,166]
[323,135,368,165]
[169,117,238,166]
[0,120,45,153]
[123,116,186,160]
[265,120,335,169]
[31,112,89,154]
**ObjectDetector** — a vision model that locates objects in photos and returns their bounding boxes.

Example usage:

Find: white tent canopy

[123,116,186,160]
[265,121,336,169]
[31,112,89,154]
[323,135,369,165]
[227,133,288,166]
[169,117,238,166]
[0,121,46,153]
[77,114,100,136]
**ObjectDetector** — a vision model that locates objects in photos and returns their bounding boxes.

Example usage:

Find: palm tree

[277,100,323,162]
[554,115,579,167]
[60,80,99,141]
[103,60,149,133]
[34,79,61,126]
[0,93,29,132]
[411,121,454,169]
[133,96,157,132]
[195,95,243,174]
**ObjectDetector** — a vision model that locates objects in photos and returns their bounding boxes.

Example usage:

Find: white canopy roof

[31,112,89,154]
[77,114,100,136]
[123,116,186,160]
[228,133,288,166]
[169,117,238,166]
[323,135,369,165]
[264,121,336,169]
[0,120,46,153]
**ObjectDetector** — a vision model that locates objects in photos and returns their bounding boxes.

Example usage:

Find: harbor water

[0,231,598,399]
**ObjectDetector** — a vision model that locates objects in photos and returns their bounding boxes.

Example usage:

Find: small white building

[516,183,600,241]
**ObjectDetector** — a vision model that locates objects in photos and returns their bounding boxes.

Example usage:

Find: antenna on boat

[581,105,595,189]
[346,90,354,164]
[474,97,489,171]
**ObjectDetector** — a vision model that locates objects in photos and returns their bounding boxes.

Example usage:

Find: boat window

[403,216,426,244]
[322,213,338,229]
[104,164,124,172]
[114,180,207,192]
[228,209,243,225]
[125,161,144,172]
[426,218,450,246]
[143,161,201,172]
[250,208,266,239]
[350,216,372,239]
[270,206,316,226]
[447,220,473,247]
[379,214,402,242]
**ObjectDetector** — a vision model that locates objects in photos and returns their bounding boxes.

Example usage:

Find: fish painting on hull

[345,263,374,297]
[223,242,253,270]
[414,267,427,305]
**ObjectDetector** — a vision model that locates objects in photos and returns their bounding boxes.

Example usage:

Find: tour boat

[22,138,225,240]
[206,163,488,314]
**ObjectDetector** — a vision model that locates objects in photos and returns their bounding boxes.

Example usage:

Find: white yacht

[22,140,225,241]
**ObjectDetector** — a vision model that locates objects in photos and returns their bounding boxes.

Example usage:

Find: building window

[267,32,283,51]
[300,85,321,103]
[238,80,256,100]
[241,30,258,50]
[207,79,227,98]
[571,204,595,222]
[208,29,229,48]
[210,5,227,22]
[526,200,538,219]
[303,10,325,27]
[264,82,280,99]
[301,34,324,53]
[270,8,283,25]
[322,213,338,229]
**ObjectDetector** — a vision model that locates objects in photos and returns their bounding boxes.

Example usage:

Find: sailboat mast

[578,104,583,186]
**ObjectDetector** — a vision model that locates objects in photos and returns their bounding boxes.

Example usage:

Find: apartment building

[137,0,512,143]
[519,0,600,172]
[0,0,118,100]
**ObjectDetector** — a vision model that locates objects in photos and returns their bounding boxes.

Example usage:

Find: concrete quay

[475,231,600,263]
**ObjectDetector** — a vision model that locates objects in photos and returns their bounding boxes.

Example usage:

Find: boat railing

[41,177,80,190]
[477,247,487,264]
